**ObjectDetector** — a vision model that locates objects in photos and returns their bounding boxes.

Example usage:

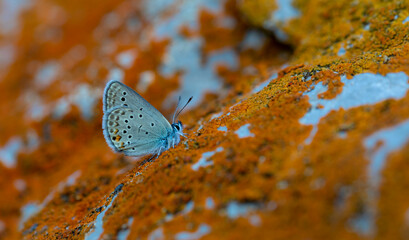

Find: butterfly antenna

[173,96,193,123]
[172,96,182,123]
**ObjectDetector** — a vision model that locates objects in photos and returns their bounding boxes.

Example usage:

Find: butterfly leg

[178,132,187,138]
[156,145,164,158]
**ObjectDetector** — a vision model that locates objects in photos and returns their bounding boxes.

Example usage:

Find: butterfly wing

[103,80,172,136]
[103,106,168,156]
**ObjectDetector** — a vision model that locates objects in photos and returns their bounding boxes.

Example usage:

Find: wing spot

[132,147,135,150]
[121,97,126,101]
[127,141,130,145]
[127,126,131,129]
[130,115,134,119]
[128,135,132,139]
[123,91,127,95]
[123,130,127,134]
[125,119,129,123]
[139,114,143,118]
[145,132,149,135]
[123,104,128,107]
[140,108,143,111]
[151,123,154,126]
[108,121,114,126]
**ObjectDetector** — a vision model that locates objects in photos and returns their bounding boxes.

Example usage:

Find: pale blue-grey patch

[242,30,266,50]
[0,0,32,34]
[348,212,373,237]
[205,197,215,210]
[34,60,61,89]
[191,147,223,171]
[249,215,262,227]
[300,72,409,144]
[235,123,255,138]
[175,224,211,240]
[338,45,346,56]
[273,0,301,23]
[350,119,409,237]
[143,0,175,19]
[14,179,26,192]
[19,203,41,230]
[0,44,15,73]
[116,50,136,69]
[117,217,134,240]
[53,97,70,119]
[85,195,119,240]
[263,0,300,41]
[106,67,124,82]
[210,112,223,120]
[72,84,100,119]
[150,0,238,109]
[148,227,164,240]
[226,201,258,219]
[182,201,194,214]
[162,37,238,108]
[0,137,22,168]
[152,0,221,39]
[217,126,228,132]
[0,220,4,233]
[364,119,409,186]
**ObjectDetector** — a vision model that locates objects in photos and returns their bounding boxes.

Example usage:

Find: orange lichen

[237,0,277,27]
[0,0,408,239]
[316,70,344,100]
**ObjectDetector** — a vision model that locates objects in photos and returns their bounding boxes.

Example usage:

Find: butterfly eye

[175,125,180,131]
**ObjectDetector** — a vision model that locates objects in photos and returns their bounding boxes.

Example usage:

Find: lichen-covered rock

[0,0,409,239]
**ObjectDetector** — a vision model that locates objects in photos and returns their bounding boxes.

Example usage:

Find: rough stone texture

[0,0,409,239]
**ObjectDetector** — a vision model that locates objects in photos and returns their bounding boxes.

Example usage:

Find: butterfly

[102,80,191,157]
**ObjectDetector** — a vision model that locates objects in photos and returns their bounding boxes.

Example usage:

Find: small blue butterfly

[102,80,191,158]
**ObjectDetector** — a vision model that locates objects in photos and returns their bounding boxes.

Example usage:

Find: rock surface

[0,0,409,239]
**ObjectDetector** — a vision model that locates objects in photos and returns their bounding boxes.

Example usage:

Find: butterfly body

[102,80,184,157]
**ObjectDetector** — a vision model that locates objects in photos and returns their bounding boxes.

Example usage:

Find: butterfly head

[169,97,191,145]
[172,121,183,135]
